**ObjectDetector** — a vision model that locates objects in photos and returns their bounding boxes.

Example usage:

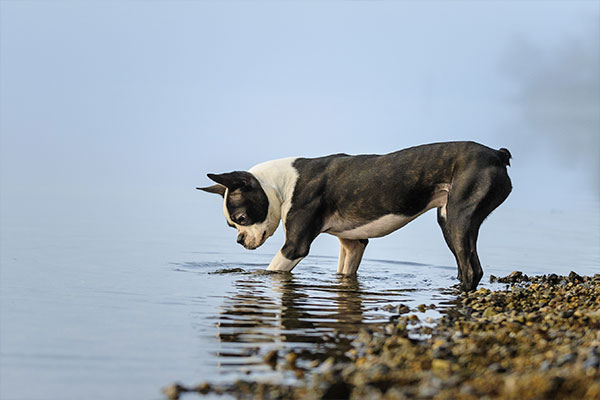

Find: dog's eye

[234,214,247,225]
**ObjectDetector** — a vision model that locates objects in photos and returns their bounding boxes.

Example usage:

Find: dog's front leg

[267,207,322,273]
[267,235,314,272]
[337,238,368,274]
[267,250,303,272]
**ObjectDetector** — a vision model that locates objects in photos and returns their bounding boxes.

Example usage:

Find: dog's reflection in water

[214,272,383,370]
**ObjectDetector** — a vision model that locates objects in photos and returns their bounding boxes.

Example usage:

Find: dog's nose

[237,233,246,245]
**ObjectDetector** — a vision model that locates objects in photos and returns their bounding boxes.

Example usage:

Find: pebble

[263,350,278,369]
[397,304,410,314]
[284,352,298,366]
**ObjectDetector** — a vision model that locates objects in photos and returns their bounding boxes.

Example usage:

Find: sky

[1,1,599,244]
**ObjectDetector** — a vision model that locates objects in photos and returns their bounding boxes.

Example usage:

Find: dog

[198,141,512,291]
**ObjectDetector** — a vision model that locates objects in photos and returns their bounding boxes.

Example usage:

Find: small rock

[384,323,395,335]
[210,267,245,274]
[432,345,451,359]
[584,354,600,369]
[263,350,278,368]
[540,360,552,371]
[557,352,577,366]
[162,383,186,400]
[506,271,523,283]
[559,310,574,319]
[285,352,298,366]
[432,358,452,373]
[460,384,477,396]
[397,304,410,314]
[364,363,391,380]
[568,271,583,283]
[194,382,211,394]
[588,310,600,321]
[380,304,397,312]
[349,384,381,400]
[489,362,507,373]
[482,307,496,318]
[320,356,336,372]
[417,384,440,398]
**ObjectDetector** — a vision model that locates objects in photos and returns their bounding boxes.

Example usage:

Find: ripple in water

[178,257,461,382]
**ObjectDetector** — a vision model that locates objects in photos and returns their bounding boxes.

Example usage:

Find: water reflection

[213,270,434,375]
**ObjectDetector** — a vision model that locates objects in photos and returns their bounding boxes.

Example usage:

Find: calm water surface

[1,203,598,400]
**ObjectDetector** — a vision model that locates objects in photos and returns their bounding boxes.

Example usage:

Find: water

[1,202,598,400]
[178,257,456,383]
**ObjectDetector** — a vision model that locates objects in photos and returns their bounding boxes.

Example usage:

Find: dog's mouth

[243,231,267,250]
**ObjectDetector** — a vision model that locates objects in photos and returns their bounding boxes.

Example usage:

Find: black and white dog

[198,141,512,291]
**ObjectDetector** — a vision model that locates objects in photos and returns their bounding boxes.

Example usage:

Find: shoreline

[164,272,600,399]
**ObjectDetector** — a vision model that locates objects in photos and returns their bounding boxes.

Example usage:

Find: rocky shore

[164,272,600,399]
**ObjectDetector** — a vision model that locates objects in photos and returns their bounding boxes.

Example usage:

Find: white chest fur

[249,157,298,226]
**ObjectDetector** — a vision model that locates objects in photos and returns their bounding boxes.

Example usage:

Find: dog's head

[197,171,280,249]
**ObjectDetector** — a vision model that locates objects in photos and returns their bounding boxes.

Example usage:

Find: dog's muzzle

[237,230,268,250]
[237,232,246,245]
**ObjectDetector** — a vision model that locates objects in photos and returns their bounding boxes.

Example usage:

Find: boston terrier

[198,141,512,291]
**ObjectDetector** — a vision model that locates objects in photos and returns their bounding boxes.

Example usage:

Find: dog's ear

[196,184,226,197]
[206,171,258,191]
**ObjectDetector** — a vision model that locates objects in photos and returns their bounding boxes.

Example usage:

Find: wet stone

[209,267,245,274]
[263,350,278,369]
[568,271,584,283]
[559,310,574,318]
[497,271,523,283]
[557,352,577,366]
[584,354,600,369]
[397,304,410,314]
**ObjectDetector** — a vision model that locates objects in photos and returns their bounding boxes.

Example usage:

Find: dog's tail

[497,148,512,166]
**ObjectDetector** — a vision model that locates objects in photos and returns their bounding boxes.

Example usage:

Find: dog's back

[290,141,511,222]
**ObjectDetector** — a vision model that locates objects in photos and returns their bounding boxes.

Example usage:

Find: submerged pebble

[209,267,245,274]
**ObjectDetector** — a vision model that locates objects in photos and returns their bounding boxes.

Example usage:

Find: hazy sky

[1,1,598,239]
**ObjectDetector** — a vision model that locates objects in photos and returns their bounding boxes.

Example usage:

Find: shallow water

[177,256,457,385]
[1,203,598,400]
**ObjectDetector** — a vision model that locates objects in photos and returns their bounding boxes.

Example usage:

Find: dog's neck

[249,157,299,224]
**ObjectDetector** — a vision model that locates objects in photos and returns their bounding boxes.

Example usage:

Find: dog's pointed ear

[196,184,226,197]
[206,171,257,191]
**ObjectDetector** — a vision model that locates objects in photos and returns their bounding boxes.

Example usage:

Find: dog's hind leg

[337,238,368,274]
[439,207,482,291]
[440,166,512,291]
[437,206,463,282]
